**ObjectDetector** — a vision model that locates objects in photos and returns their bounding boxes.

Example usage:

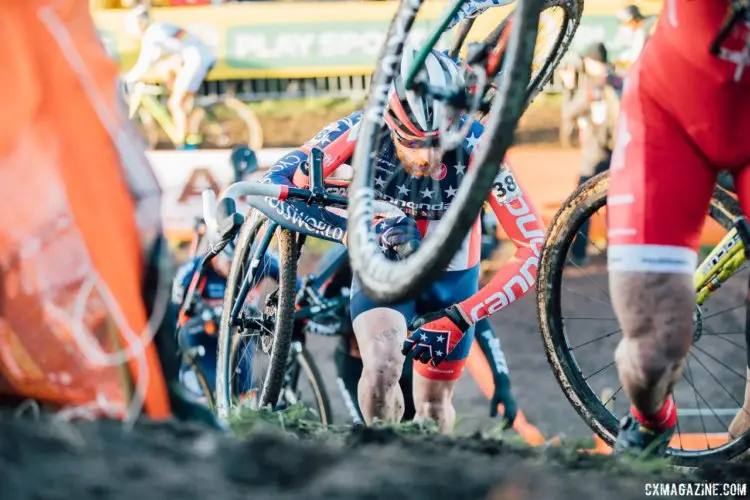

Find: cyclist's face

[392,131,442,177]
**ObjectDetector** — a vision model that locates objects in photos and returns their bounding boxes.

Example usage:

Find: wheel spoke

[602,384,623,408]
[564,254,611,302]
[687,350,747,410]
[702,304,745,322]
[691,343,748,381]
[562,286,612,308]
[583,359,616,381]
[673,390,685,451]
[569,327,622,351]
[562,316,619,321]
[680,369,730,432]
[703,324,746,350]
[683,357,712,449]
[578,222,607,256]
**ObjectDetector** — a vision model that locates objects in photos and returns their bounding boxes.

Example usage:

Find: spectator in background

[557,51,583,148]
[611,5,657,68]
[563,42,621,266]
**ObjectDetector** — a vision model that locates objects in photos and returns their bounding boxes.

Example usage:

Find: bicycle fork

[694,217,750,306]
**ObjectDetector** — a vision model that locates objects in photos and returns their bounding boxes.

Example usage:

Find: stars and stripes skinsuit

[253,111,545,381]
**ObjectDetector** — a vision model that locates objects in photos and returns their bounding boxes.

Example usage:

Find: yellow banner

[94,1,663,80]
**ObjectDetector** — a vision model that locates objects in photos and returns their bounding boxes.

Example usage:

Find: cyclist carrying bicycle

[607,0,750,455]
[124,6,216,149]
[253,47,545,433]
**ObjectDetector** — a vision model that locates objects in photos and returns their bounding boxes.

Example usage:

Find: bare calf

[610,272,694,414]
[352,308,407,424]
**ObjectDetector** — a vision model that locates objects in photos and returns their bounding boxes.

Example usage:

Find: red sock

[631,397,677,430]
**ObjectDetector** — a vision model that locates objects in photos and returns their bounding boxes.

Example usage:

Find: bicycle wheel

[181,352,215,411]
[190,96,264,150]
[280,342,334,426]
[215,210,299,418]
[537,172,750,466]
[348,0,544,304]
[471,0,583,121]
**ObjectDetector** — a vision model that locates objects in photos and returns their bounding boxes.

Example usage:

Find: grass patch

[246,92,559,119]
[226,403,691,482]
[248,96,363,118]
[228,403,441,440]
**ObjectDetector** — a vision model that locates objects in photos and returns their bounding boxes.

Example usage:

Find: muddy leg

[412,372,457,434]
[610,272,693,414]
[352,308,406,424]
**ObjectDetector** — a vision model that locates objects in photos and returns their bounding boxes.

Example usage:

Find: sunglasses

[392,131,440,150]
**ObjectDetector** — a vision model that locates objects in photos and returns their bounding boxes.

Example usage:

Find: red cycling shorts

[607,57,750,275]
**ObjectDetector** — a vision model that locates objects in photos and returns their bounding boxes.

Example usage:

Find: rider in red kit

[607,0,750,455]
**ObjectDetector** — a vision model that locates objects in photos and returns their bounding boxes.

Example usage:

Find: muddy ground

[2,415,748,500]
[12,240,743,499]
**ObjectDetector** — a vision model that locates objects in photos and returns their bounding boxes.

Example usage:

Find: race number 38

[492,169,520,204]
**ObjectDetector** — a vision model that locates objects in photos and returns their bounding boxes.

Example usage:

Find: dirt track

[7,190,750,500]
[303,246,750,440]
[3,415,748,500]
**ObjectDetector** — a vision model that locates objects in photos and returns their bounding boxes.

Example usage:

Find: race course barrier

[147,148,290,242]
[94,0,663,81]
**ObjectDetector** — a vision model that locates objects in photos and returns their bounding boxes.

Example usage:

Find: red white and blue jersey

[257,111,546,323]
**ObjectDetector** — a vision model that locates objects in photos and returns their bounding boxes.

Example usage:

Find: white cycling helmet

[384,46,464,143]
[125,5,151,37]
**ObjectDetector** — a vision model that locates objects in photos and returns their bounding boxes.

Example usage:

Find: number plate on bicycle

[492,168,521,204]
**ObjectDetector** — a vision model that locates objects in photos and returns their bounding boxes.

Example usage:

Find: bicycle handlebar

[202,146,347,239]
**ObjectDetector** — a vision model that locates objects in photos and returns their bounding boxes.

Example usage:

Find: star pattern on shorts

[444,185,457,198]
[374,176,387,189]
[397,184,410,196]
[453,162,466,176]
[420,187,434,199]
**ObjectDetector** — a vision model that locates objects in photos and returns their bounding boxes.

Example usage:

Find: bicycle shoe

[613,413,675,458]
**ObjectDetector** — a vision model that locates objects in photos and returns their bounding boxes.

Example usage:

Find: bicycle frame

[404,0,468,89]
[229,228,351,332]
[132,84,181,144]
[294,247,351,325]
[224,147,348,330]
[693,217,750,306]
